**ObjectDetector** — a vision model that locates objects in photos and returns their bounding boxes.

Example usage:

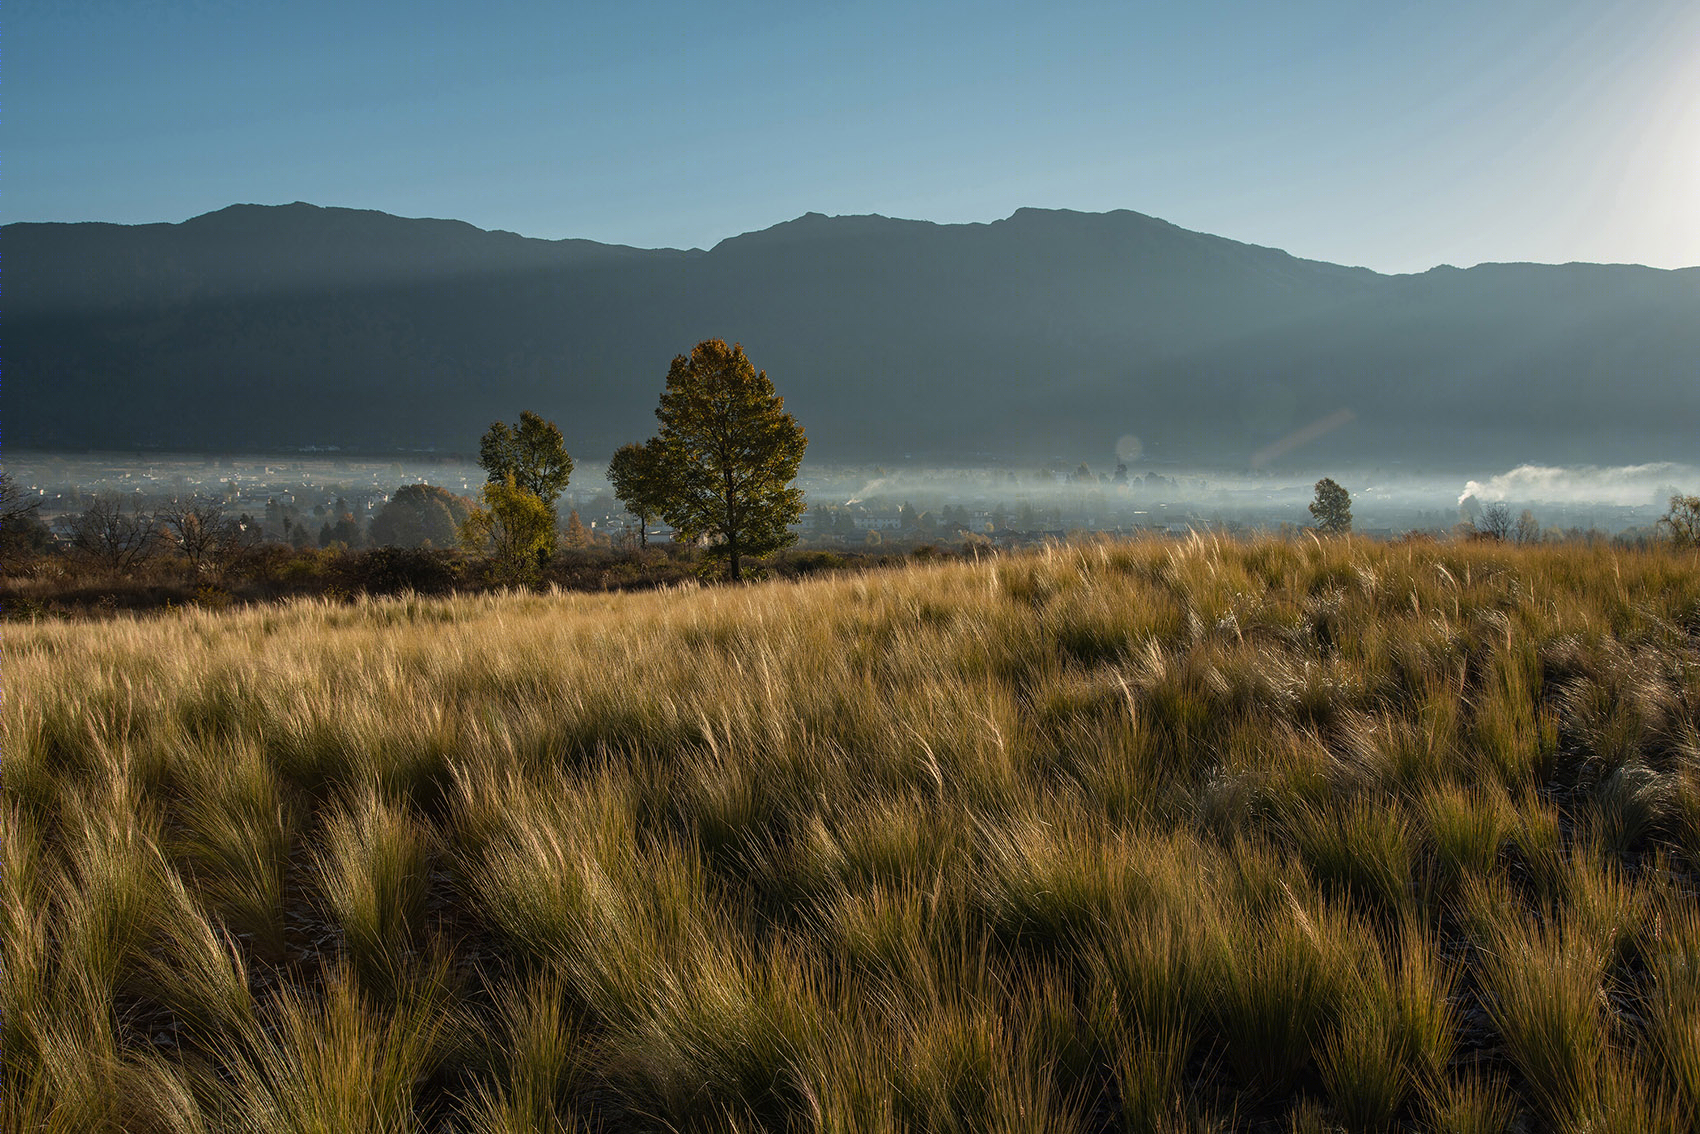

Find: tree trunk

[723,471,739,581]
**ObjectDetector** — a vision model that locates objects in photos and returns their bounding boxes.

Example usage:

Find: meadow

[5,535,1699,1132]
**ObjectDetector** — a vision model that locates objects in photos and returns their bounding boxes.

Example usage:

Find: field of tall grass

[6,534,1699,1132]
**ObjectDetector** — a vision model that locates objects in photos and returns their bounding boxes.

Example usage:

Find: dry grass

[5,535,1699,1130]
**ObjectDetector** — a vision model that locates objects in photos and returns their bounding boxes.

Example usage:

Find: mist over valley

[7,449,1690,554]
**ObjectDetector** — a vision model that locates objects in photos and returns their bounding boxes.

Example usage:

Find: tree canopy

[606,439,669,548]
[653,340,807,581]
[370,484,474,548]
[1474,502,1513,542]
[1660,494,1700,548]
[458,475,556,583]
[478,411,573,507]
[1309,478,1352,534]
[154,497,247,574]
[0,472,51,568]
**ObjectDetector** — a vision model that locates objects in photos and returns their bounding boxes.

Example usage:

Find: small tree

[1309,478,1352,534]
[155,497,244,575]
[317,512,363,550]
[458,476,556,584]
[653,340,807,581]
[562,510,589,549]
[1659,494,1700,548]
[1513,509,1542,546]
[0,472,50,569]
[69,499,157,572]
[1474,503,1513,542]
[606,440,669,548]
[478,411,574,508]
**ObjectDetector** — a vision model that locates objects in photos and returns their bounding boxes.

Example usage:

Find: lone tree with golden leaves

[653,339,806,581]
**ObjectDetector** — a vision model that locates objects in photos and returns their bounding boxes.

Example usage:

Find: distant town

[2,449,1678,552]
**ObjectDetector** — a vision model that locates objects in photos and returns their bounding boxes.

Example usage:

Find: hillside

[6,538,1699,1130]
[8,203,1700,465]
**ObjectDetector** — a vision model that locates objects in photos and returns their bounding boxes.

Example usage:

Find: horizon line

[9,200,1696,276]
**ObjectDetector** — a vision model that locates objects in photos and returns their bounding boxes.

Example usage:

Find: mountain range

[8,203,1698,469]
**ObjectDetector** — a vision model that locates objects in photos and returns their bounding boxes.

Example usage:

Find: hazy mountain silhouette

[9,202,1697,467]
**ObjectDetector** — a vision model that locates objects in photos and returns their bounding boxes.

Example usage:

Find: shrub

[344,546,461,595]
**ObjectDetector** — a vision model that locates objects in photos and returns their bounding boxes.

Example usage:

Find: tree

[1474,502,1512,542]
[652,340,807,581]
[0,472,51,569]
[1309,478,1352,533]
[1,471,41,525]
[1513,509,1542,546]
[69,498,157,572]
[458,475,556,584]
[370,484,474,548]
[155,497,245,575]
[562,510,589,549]
[606,440,669,548]
[478,411,574,508]
[1659,494,1700,548]
[317,512,363,549]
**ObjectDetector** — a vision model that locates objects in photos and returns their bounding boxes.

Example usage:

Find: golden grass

[5,535,1699,1130]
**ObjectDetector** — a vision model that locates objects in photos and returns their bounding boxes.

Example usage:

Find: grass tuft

[315,788,434,992]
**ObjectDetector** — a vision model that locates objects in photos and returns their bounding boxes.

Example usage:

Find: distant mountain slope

[7,203,1697,466]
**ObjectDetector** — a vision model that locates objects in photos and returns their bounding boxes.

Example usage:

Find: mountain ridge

[20,200,1699,273]
[7,203,1697,467]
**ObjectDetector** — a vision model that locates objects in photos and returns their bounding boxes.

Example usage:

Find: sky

[13,0,1700,273]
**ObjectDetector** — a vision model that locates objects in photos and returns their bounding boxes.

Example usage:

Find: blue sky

[13,0,1699,271]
